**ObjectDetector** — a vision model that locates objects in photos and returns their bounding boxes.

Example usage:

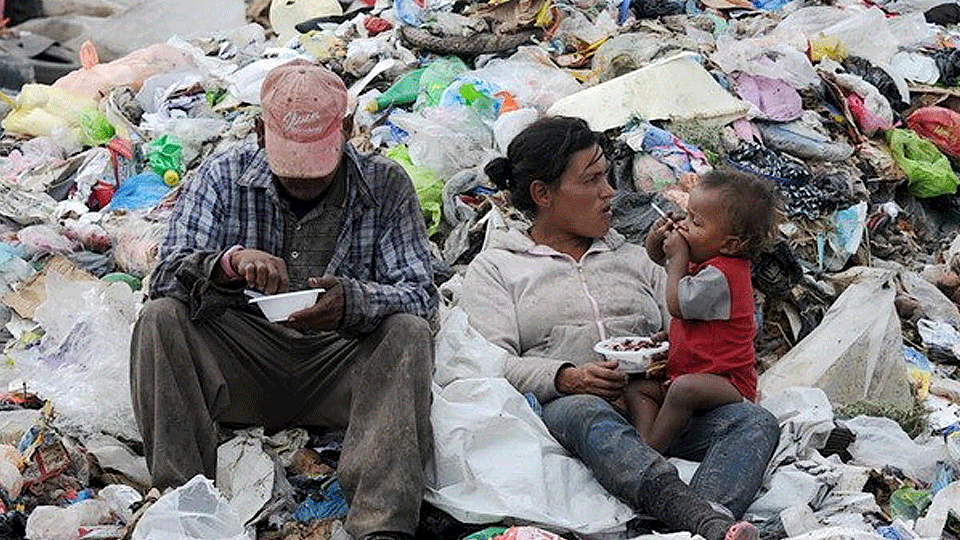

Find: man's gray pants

[130,298,434,539]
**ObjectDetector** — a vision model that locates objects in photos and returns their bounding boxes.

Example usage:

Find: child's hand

[645,215,676,266]
[663,229,689,262]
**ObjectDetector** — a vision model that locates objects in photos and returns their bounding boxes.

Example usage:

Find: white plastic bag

[132,475,251,540]
[5,272,141,438]
[389,106,494,180]
[843,415,947,482]
[758,268,914,409]
[711,36,820,90]
[425,308,635,534]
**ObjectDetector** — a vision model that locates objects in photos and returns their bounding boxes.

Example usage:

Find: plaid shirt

[149,141,438,334]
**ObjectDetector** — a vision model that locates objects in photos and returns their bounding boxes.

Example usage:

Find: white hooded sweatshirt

[461,227,670,402]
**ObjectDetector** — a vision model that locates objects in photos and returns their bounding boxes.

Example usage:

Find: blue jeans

[541,395,778,537]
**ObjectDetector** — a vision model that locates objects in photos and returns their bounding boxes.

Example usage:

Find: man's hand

[230,249,289,294]
[285,276,344,331]
[555,360,629,401]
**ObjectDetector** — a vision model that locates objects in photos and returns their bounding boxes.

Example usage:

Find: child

[627,167,780,454]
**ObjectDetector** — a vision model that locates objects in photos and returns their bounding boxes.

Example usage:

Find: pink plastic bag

[53,43,196,101]
[495,527,570,540]
[731,72,803,122]
[847,93,893,137]
[907,106,960,159]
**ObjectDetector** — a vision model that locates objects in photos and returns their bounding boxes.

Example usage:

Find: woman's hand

[555,361,629,401]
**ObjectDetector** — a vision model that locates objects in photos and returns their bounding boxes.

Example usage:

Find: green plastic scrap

[146,134,184,180]
[384,144,443,236]
[461,527,509,540]
[78,109,116,147]
[205,87,228,107]
[888,486,931,521]
[416,56,469,110]
[101,272,142,291]
[886,128,959,198]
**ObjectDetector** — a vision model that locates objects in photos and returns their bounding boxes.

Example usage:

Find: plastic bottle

[366,67,426,113]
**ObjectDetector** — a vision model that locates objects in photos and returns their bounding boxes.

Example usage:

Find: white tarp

[425,308,635,534]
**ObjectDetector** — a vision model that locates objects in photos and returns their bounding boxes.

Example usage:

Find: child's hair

[697,167,781,259]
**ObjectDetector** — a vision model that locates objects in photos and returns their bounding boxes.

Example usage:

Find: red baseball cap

[260,59,348,178]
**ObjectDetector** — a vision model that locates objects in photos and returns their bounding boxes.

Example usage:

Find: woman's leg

[667,401,780,518]
[540,394,753,540]
[648,373,743,453]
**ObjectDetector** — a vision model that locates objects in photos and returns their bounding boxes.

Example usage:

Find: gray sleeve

[677,265,732,321]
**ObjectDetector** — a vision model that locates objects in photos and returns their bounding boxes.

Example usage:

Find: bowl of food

[248,288,325,322]
[593,336,669,373]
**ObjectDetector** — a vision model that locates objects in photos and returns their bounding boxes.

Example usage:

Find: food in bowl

[248,288,325,322]
[593,336,669,373]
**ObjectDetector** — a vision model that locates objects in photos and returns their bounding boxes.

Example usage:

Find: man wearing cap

[130,59,437,540]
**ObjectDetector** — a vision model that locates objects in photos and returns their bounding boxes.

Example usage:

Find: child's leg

[624,379,664,442]
[647,373,743,453]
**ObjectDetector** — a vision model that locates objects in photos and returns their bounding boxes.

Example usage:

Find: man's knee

[380,313,431,341]
[136,297,189,333]
[367,313,433,372]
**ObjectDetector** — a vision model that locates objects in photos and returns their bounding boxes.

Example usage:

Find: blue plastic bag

[108,172,171,211]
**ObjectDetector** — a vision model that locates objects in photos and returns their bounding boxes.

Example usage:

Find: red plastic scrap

[364,16,393,36]
[907,106,960,159]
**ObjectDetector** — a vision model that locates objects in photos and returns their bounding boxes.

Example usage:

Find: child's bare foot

[724,521,758,540]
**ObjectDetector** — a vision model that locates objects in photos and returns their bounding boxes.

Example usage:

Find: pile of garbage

[0,0,959,537]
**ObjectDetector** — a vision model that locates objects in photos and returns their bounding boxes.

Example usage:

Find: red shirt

[667,255,757,401]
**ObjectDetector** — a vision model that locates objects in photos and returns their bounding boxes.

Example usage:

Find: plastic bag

[886,128,959,198]
[903,346,932,400]
[907,107,960,160]
[132,475,250,540]
[384,145,443,236]
[846,93,892,137]
[496,527,570,540]
[6,271,141,438]
[757,120,854,162]
[108,172,172,211]
[78,109,116,147]
[415,56,469,110]
[16,224,77,257]
[146,134,184,183]
[388,105,494,180]
[758,269,914,409]
[711,36,819,90]
[1,84,98,146]
[730,72,803,122]
[54,43,199,102]
[104,214,167,277]
[426,308,635,533]
[845,415,948,483]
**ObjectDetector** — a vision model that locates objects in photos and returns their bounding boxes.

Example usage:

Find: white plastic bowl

[593,336,669,373]
[248,288,325,322]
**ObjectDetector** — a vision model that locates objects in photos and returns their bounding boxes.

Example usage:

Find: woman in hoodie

[460,116,778,540]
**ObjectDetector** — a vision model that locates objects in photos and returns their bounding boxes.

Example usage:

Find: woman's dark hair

[697,167,782,259]
[484,116,602,217]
